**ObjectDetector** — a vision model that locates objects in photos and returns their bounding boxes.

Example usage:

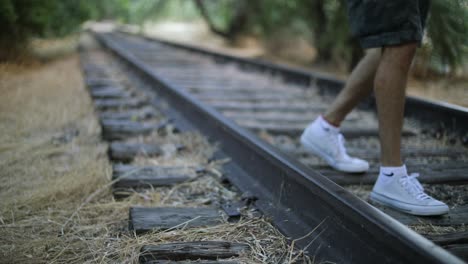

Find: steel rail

[120,29,467,138]
[95,32,463,263]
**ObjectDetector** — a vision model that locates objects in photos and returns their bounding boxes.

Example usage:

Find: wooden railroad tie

[424,231,468,261]
[99,106,157,121]
[317,163,468,185]
[139,241,249,263]
[210,101,324,113]
[425,231,468,246]
[288,146,468,160]
[90,86,132,99]
[376,205,468,226]
[82,63,108,75]
[112,164,193,188]
[85,77,117,88]
[129,207,224,234]
[100,119,169,141]
[142,260,239,264]
[242,122,416,138]
[94,98,148,110]
[109,142,178,162]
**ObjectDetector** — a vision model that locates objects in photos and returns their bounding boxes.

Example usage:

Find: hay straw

[0,35,324,263]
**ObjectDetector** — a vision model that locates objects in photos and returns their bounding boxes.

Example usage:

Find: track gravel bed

[91,31,467,263]
[80,46,313,263]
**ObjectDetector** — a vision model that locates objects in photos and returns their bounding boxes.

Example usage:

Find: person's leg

[299,48,379,173]
[300,50,380,173]
[370,42,448,216]
[374,43,417,166]
[323,48,381,126]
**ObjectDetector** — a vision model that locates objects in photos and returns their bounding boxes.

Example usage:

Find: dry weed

[0,38,317,263]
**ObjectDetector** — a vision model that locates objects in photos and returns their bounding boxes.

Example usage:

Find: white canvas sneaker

[370,171,449,216]
[300,116,369,173]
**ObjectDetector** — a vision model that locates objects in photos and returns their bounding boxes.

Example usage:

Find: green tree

[191,0,466,74]
[426,0,468,74]
[0,0,94,60]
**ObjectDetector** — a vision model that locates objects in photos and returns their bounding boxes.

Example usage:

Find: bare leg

[324,48,381,125]
[374,43,418,166]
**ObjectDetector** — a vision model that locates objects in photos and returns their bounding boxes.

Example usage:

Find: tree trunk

[193,0,230,38]
[193,0,250,40]
[308,0,332,61]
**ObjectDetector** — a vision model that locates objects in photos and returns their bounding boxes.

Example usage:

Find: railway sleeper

[129,207,225,234]
[85,77,118,88]
[99,106,159,121]
[373,205,468,226]
[90,86,132,99]
[316,166,468,185]
[100,119,170,141]
[94,97,148,110]
[247,123,416,138]
[442,244,468,261]
[112,164,198,189]
[139,241,249,263]
[142,260,239,264]
[287,146,468,160]
[109,142,183,163]
[425,231,468,246]
[81,63,109,75]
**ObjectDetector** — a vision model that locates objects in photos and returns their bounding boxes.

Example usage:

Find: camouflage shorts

[347,0,430,49]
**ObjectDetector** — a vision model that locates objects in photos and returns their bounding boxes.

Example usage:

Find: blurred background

[1,0,466,106]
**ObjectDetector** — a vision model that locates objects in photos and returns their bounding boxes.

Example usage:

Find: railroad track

[82,30,467,263]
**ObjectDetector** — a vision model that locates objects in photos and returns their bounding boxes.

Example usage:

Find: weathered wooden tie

[223,111,361,124]
[112,164,192,188]
[243,122,416,138]
[90,86,131,99]
[101,119,168,140]
[94,98,147,110]
[129,207,224,233]
[288,146,468,160]
[82,63,107,74]
[187,86,304,95]
[139,241,249,263]
[443,244,468,261]
[195,92,303,101]
[377,205,468,226]
[85,78,117,88]
[142,260,239,264]
[317,164,468,185]
[99,107,158,121]
[210,101,323,112]
[425,231,468,246]
[109,142,164,162]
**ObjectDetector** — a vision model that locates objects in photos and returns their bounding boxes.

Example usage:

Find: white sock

[317,115,339,133]
[380,164,407,177]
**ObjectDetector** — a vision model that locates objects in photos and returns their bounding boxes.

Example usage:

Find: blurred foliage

[189,0,467,73]
[426,0,468,74]
[1,0,466,74]
[0,0,92,59]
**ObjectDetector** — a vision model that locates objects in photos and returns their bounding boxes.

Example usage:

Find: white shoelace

[399,173,431,201]
[328,133,348,159]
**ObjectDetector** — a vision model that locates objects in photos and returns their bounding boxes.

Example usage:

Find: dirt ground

[0,51,116,263]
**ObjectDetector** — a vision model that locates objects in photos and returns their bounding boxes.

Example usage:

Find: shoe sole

[369,191,449,216]
[300,136,368,173]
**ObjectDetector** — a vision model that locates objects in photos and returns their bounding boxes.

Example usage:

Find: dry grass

[0,37,318,263]
[29,35,81,62]
[0,53,112,263]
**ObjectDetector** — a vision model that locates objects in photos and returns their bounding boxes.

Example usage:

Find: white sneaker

[300,116,369,173]
[370,171,449,216]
